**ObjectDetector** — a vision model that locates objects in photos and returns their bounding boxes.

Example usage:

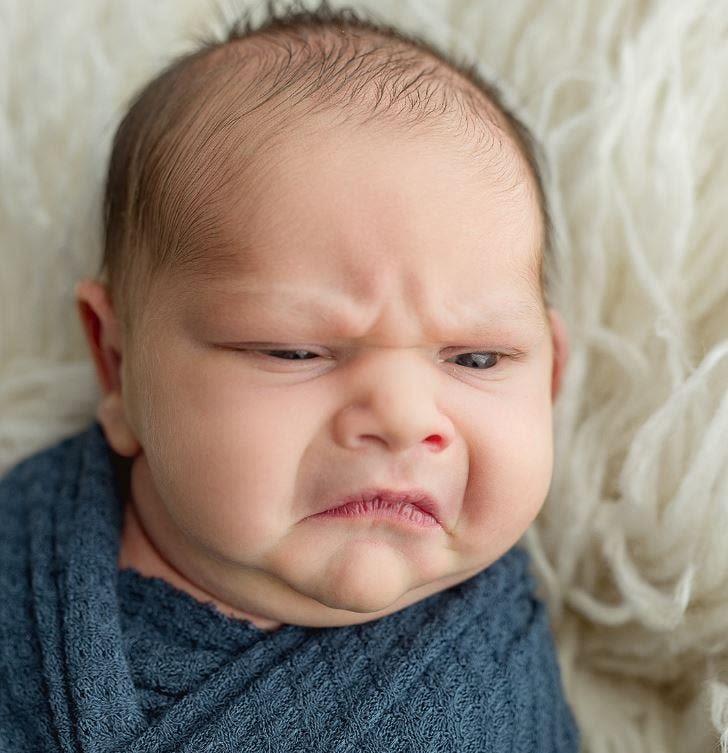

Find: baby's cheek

[457,404,553,555]
[136,390,308,556]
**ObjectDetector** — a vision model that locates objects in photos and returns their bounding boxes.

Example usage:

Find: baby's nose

[331,353,454,454]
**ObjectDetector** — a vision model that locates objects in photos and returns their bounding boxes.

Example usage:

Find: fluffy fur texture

[1,1,726,751]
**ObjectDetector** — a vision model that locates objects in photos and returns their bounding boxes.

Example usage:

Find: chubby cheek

[456,388,554,564]
[128,350,320,561]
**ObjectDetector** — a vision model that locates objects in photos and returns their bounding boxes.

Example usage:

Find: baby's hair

[102,0,553,331]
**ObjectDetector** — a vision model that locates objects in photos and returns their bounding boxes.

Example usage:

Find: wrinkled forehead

[149,119,545,342]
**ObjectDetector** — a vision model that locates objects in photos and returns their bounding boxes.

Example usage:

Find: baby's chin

[270,536,455,620]
[301,541,416,613]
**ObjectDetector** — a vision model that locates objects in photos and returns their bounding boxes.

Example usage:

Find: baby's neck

[117,497,283,632]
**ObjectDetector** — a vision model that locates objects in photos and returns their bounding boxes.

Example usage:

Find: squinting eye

[261,349,502,368]
[447,352,500,369]
[265,349,319,360]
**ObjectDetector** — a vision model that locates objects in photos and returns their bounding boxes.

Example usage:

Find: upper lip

[317,487,444,528]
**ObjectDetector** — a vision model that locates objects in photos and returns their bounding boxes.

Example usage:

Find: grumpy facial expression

[108,122,565,629]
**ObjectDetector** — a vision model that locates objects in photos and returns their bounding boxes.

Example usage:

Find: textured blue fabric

[0,423,579,752]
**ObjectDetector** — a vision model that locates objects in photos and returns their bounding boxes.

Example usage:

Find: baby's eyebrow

[202,288,546,340]
[448,307,547,339]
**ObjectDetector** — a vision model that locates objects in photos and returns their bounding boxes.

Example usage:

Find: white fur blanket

[1,1,727,751]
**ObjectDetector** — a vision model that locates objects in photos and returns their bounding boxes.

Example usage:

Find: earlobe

[546,308,569,401]
[75,279,141,458]
[97,393,141,457]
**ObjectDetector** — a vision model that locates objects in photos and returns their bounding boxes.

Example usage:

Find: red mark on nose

[424,434,443,446]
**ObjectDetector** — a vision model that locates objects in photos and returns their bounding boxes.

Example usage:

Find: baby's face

[117,123,565,628]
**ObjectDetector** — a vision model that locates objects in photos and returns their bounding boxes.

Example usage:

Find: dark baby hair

[101,0,553,330]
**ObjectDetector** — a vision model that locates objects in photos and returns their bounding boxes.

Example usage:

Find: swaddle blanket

[0,423,579,752]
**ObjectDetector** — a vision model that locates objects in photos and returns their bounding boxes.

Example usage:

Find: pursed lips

[310,488,444,529]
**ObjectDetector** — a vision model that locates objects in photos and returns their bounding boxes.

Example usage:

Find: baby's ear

[74,279,140,457]
[546,309,569,401]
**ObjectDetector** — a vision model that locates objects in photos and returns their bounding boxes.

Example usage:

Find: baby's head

[76,3,568,629]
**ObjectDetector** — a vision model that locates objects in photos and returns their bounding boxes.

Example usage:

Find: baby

[0,3,578,751]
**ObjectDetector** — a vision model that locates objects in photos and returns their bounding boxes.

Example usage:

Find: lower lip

[313,498,441,528]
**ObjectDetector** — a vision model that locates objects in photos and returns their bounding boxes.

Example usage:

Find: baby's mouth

[311,488,442,529]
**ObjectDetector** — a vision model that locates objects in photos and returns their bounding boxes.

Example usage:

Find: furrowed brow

[201,287,547,342]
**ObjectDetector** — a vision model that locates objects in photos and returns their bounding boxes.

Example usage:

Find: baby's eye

[265,349,319,360]
[261,349,502,369]
[446,352,500,369]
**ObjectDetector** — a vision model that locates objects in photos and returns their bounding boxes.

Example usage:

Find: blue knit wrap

[0,423,579,752]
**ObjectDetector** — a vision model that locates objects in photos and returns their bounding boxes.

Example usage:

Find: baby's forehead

[166,137,544,336]
[165,112,544,322]
[189,106,530,257]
